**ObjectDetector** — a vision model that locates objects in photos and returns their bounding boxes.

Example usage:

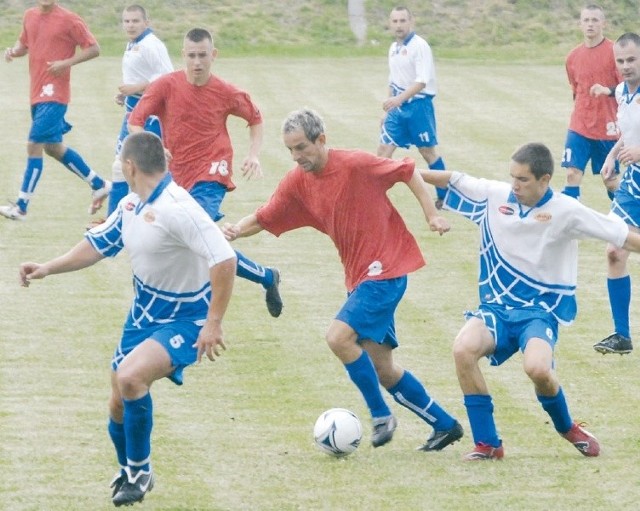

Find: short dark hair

[185,28,213,45]
[511,143,554,180]
[121,132,166,175]
[391,6,413,18]
[282,108,326,143]
[616,32,640,48]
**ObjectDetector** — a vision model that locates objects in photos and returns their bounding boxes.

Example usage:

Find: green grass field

[1,54,639,511]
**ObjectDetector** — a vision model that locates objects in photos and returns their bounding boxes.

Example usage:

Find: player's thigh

[407,99,438,148]
[453,316,495,359]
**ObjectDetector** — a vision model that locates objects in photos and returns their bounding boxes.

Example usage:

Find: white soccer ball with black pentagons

[313,408,362,457]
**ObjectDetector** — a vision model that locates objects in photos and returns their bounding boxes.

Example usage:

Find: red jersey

[256,150,426,292]
[129,71,262,192]
[20,5,97,106]
[565,38,620,140]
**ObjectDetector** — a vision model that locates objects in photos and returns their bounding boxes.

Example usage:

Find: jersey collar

[135,173,172,214]
[507,187,553,218]
[127,28,153,50]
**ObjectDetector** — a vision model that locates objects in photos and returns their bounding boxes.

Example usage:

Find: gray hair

[281,108,325,142]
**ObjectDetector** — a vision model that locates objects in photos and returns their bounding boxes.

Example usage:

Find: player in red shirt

[1,0,111,221]
[129,28,282,318]
[562,4,620,201]
[224,108,463,451]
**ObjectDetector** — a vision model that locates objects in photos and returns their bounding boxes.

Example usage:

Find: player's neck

[584,35,604,48]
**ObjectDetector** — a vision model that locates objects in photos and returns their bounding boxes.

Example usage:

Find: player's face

[36,0,57,12]
[509,161,550,207]
[122,10,149,41]
[283,129,328,173]
[614,42,640,91]
[183,38,217,85]
[389,9,413,42]
[579,8,605,42]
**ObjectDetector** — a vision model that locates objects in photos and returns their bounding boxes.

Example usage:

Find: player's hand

[4,47,14,63]
[46,60,69,76]
[222,223,240,241]
[590,83,611,97]
[428,215,450,236]
[618,146,640,167]
[194,319,226,362]
[240,156,263,180]
[115,93,125,106]
[382,97,401,112]
[19,262,48,287]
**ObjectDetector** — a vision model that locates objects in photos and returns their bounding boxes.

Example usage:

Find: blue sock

[345,351,391,419]
[61,148,105,190]
[463,394,500,447]
[108,181,129,215]
[235,249,273,288]
[16,157,44,212]
[562,186,580,200]
[608,276,631,338]
[108,417,127,469]
[388,370,455,430]
[123,393,153,473]
[537,388,572,434]
[429,157,447,200]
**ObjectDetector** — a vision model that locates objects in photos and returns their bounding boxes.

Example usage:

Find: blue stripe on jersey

[447,184,577,324]
[126,275,211,329]
[85,208,124,257]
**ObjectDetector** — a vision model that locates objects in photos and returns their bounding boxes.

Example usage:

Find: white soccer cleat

[89,181,112,215]
[0,203,27,221]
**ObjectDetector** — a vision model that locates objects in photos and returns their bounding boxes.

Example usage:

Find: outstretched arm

[19,239,104,287]
[222,213,265,241]
[420,168,454,189]
[406,169,450,235]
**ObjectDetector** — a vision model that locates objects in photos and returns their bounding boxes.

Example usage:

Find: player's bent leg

[376,143,396,158]
[562,166,584,199]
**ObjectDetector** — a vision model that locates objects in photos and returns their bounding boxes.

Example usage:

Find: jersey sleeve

[256,172,311,236]
[413,39,434,85]
[444,171,490,225]
[566,200,629,247]
[129,78,166,126]
[84,209,125,258]
[144,43,173,81]
[68,14,98,49]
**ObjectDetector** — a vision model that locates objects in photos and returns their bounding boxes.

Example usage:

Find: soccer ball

[313,408,362,457]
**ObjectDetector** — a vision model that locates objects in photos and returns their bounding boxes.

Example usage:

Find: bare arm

[222,213,264,241]
[406,168,450,235]
[19,239,104,287]
[195,256,237,362]
[240,122,264,180]
[420,168,454,188]
[47,43,100,76]
[4,41,27,62]
[383,81,426,112]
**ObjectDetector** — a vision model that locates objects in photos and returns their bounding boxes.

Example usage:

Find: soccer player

[128,28,283,318]
[591,32,640,355]
[1,0,111,221]
[421,142,640,460]
[107,4,173,215]
[377,6,447,208]
[223,108,464,451]
[561,4,620,201]
[19,131,237,506]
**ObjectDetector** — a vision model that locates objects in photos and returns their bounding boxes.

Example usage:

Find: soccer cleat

[265,267,283,318]
[464,442,504,461]
[89,180,112,215]
[112,469,154,507]
[417,421,464,451]
[371,415,397,448]
[0,203,26,221]
[562,422,600,457]
[434,198,444,210]
[593,333,633,355]
[109,470,127,499]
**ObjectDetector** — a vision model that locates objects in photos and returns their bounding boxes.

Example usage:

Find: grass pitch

[1,56,639,511]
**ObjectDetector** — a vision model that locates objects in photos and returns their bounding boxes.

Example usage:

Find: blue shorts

[111,321,203,385]
[380,96,438,149]
[611,185,640,228]
[335,276,407,347]
[29,102,72,144]
[115,96,163,156]
[561,130,618,175]
[464,304,558,366]
[189,181,227,221]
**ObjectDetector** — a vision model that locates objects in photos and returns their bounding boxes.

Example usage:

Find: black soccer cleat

[112,469,154,507]
[265,268,283,318]
[417,421,464,451]
[593,333,633,355]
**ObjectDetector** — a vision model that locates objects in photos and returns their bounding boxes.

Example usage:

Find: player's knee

[115,366,145,399]
[523,359,551,384]
[453,334,479,367]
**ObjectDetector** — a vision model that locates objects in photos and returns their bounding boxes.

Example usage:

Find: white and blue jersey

[445,172,628,325]
[612,82,640,226]
[85,174,235,330]
[388,32,436,99]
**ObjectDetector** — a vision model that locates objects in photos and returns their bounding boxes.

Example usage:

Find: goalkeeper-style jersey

[85,174,235,329]
[444,171,628,325]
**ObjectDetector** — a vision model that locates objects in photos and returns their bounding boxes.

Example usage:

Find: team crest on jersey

[498,205,515,215]
[143,210,156,223]
[534,213,552,222]
[368,260,383,276]
[125,202,135,211]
